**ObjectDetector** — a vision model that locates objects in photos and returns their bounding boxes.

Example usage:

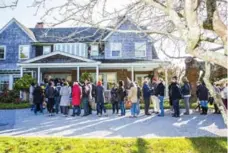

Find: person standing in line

[117,80,126,116]
[29,83,35,111]
[82,79,91,116]
[46,81,55,116]
[33,85,44,114]
[135,82,141,115]
[60,82,71,117]
[169,76,182,117]
[88,79,93,115]
[128,82,138,118]
[143,78,152,115]
[221,83,228,109]
[155,78,165,117]
[213,83,221,114]
[71,81,82,117]
[196,81,209,115]
[150,78,160,114]
[54,82,62,114]
[111,83,119,114]
[96,81,107,117]
[168,84,173,113]
[181,77,191,115]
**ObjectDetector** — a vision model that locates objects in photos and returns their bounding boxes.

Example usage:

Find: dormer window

[43,46,51,55]
[135,42,146,57]
[111,43,122,57]
[90,45,99,56]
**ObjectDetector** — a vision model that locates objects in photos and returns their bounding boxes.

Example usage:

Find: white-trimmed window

[135,42,146,57]
[19,45,30,59]
[43,46,51,55]
[0,45,6,60]
[111,43,122,57]
[54,43,87,57]
[90,45,99,56]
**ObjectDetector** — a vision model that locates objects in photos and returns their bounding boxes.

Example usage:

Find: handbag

[125,100,132,108]
[208,97,214,105]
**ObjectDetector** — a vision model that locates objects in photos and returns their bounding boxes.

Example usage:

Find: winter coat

[72,84,81,106]
[46,86,55,99]
[143,83,151,100]
[169,82,182,100]
[117,86,126,101]
[196,84,209,101]
[181,83,191,96]
[111,87,118,103]
[96,85,105,104]
[137,86,141,100]
[82,84,90,99]
[150,82,157,95]
[128,86,138,103]
[60,86,71,106]
[155,82,165,96]
[33,86,43,104]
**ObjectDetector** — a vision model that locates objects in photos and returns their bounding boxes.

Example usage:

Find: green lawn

[0,137,226,153]
[0,103,30,109]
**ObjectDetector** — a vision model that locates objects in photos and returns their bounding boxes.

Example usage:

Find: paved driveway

[0,109,227,138]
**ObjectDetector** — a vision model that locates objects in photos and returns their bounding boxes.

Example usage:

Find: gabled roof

[0,18,37,42]
[30,27,110,43]
[21,51,99,64]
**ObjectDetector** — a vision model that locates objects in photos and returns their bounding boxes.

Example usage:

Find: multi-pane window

[111,43,122,57]
[0,45,6,60]
[19,45,30,59]
[43,46,51,55]
[135,42,146,57]
[90,45,99,56]
[54,43,87,57]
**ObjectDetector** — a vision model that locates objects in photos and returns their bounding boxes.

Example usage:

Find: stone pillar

[131,66,134,82]
[20,67,23,78]
[9,75,13,90]
[37,67,41,85]
[77,66,80,81]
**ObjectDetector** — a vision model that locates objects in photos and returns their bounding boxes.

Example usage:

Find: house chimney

[35,22,44,28]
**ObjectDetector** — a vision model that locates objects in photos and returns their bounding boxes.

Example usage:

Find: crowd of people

[28,76,228,118]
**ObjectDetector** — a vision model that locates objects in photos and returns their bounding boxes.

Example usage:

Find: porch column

[165,68,168,98]
[9,75,13,90]
[37,67,41,85]
[131,66,134,82]
[77,66,80,81]
[96,65,99,83]
[20,67,23,78]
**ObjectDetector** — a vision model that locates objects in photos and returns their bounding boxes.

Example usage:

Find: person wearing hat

[96,81,107,117]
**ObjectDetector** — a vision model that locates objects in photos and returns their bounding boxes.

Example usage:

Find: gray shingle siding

[0,22,33,70]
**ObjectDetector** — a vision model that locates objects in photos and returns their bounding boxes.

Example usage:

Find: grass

[0,103,30,109]
[0,137,226,153]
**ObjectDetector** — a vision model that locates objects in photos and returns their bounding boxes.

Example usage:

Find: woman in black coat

[33,85,44,114]
[196,81,209,115]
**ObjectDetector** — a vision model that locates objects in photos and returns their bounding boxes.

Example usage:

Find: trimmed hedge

[0,137,226,153]
[0,103,30,109]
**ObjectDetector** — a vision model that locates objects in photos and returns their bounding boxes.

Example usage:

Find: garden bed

[0,137,226,153]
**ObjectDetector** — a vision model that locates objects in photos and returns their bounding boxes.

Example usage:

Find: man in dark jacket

[169,76,182,117]
[111,83,119,114]
[33,85,44,115]
[143,78,152,115]
[155,79,165,116]
[96,81,107,117]
[196,81,209,115]
[117,80,126,116]
[46,82,55,116]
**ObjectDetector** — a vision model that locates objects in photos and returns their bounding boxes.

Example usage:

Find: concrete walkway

[0,109,227,138]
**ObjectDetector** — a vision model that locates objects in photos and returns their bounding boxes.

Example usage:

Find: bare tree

[29,0,227,124]
[0,0,19,8]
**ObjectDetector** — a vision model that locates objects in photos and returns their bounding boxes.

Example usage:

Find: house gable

[22,51,97,64]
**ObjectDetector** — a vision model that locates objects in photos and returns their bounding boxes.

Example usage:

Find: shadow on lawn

[135,138,148,153]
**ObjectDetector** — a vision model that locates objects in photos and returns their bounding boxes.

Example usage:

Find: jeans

[112,101,119,114]
[136,100,140,115]
[72,105,81,116]
[144,98,150,114]
[83,97,89,116]
[131,103,137,116]
[120,101,125,115]
[97,102,106,115]
[34,103,43,114]
[54,96,61,114]
[47,98,55,113]
[159,96,164,116]
[200,100,208,108]
[173,99,180,117]
[183,96,190,114]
